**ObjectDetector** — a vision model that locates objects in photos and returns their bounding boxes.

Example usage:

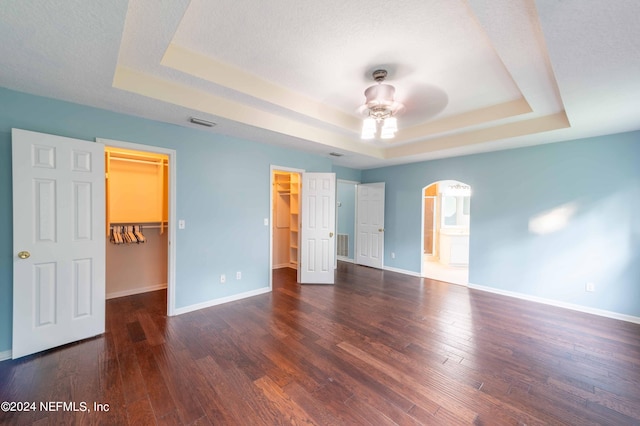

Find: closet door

[356,182,385,269]
[12,129,105,359]
[299,172,336,284]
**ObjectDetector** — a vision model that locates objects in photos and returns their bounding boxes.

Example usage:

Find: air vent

[337,234,349,257]
[189,117,216,127]
[329,152,343,157]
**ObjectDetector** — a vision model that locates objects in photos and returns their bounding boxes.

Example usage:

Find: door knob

[378,228,384,232]
[329,232,334,237]
[18,251,30,259]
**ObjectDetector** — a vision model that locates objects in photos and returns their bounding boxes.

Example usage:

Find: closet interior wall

[105,147,169,299]
[272,171,300,269]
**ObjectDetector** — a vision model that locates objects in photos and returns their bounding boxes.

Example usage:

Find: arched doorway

[421,180,471,286]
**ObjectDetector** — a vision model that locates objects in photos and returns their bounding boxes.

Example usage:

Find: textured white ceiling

[0,0,638,169]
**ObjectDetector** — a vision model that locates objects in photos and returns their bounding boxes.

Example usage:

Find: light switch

[264,218,269,226]
[178,219,185,229]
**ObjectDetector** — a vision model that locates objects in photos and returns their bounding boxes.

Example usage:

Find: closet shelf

[105,146,169,236]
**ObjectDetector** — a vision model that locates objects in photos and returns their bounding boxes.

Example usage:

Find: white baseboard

[468,282,640,325]
[337,256,355,263]
[0,349,12,362]
[272,263,294,269]
[174,287,272,316]
[106,283,167,300]
[383,266,422,277]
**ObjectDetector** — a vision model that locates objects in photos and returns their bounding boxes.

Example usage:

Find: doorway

[271,169,302,271]
[98,138,177,315]
[269,167,338,286]
[336,180,358,263]
[270,166,303,288]
[421,180,471,286]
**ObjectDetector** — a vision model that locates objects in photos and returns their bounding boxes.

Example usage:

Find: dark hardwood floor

[1,262,639,425]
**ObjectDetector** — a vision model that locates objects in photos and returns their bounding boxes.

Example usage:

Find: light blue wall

[363,132,640,317]
[0,87,333,352]
[337,182,356,259]
[332,165,362,182]
[2,86,639,355]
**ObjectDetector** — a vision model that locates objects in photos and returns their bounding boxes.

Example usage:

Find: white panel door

[356,183,385,269]
[12,129,105,359]
[299,173,336,284]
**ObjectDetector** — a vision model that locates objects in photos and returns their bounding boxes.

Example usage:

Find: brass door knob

[18,251,31,259]
[329,232,334,237]
[378,228,384,232]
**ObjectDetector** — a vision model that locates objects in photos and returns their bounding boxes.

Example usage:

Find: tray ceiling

[1,1,638,168]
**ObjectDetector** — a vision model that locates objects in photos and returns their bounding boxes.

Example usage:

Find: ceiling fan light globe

[362,117,376,131]
[382,117,398,132]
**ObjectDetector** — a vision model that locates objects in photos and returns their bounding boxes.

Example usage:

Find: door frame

[269,165,304,290]
[421,185,438,260]
[97,138,178,316]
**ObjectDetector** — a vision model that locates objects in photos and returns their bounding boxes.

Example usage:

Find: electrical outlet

[586,282,595,292]
[236,271,242,280]
[220,274,226,284]
[391,252,396,259]
[178,219,185,229]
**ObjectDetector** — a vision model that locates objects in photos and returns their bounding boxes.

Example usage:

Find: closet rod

[140,224,167,229]
[111,223,167,229]
[109,156,167,166]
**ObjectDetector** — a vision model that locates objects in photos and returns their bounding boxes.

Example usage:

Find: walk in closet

[105,146,169,298]
[272,171,300,269]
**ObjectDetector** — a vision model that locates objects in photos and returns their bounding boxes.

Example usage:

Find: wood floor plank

[134,341,176,419]
[336,340,480,424]
[253,375,316,425]
[125,396,156,426]
[1,263,639,425]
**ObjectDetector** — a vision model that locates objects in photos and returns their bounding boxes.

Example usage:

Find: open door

[356,182,385,269]
[12,129,105,358]
[299,172,336,284]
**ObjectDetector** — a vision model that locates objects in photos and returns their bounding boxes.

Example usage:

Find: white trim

[106,284,167,300]
[174,287,272,316]
[272,263,294,269]
[383,266,421,277]
[269,165,305,291]
[0,350,11,362]
[96,138,178,316]
[468,282,640,325]
[337,256,355,263]
[337,178,360,185]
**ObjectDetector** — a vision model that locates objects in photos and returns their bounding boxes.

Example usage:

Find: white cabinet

[439,231,469,266]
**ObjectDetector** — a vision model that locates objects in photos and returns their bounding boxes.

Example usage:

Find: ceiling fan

[358,69,405,140]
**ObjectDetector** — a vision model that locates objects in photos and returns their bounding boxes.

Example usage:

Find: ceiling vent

[189,117,216,127]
